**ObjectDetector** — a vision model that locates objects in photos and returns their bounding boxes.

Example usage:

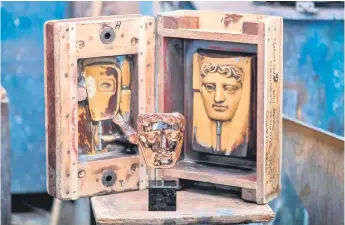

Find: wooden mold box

[91,187,275,225]
[44,10,283,205]
[44,14,155,200]
[157,10,283,204]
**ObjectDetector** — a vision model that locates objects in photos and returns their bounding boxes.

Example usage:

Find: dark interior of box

[164,37,258,169]
[77,55,139,163]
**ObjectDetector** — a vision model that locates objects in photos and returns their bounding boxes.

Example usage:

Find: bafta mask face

[200,63,244,121]
[137,113,185,169]
[84,62,122,121]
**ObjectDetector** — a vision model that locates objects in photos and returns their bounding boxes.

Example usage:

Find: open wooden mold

[157,10,283,204]
[44,15,155,200]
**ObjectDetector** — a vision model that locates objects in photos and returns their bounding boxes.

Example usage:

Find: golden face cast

[200,64,243,121]
[137,113,185,169]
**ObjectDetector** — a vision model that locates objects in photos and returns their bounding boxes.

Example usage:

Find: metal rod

[216,121,222,151]
[97,121,103,151]
[154,168,164,186]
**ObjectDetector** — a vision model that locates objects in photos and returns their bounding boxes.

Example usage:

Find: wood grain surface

[91,188,274,225]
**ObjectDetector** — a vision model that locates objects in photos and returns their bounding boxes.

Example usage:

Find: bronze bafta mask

[137,113,185,169]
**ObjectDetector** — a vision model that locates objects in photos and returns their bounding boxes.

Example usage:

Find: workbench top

[91,188,274,225]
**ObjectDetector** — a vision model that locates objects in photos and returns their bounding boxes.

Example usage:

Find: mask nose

[160,134,167,149]
[214,86,225,103]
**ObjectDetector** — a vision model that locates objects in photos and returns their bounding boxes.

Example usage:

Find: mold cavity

[106,175,112,182]
[104,32,111,40]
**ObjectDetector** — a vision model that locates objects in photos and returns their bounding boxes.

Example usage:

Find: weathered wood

[282,116,344,225]
[157,10,283,204]
[44,15,155,200]
[91,188,275,225]
[164,161,256,189]
[1,86,11,225]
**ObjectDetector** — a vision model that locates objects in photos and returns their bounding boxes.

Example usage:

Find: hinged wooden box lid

[156,10,283,204]
[44,15,155,200]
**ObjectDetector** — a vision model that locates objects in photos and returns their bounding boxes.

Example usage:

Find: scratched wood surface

[91,188,274,225]
[157,10,283,204]
[44,15,155,200]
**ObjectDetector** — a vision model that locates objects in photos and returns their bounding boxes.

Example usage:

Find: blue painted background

[1,1,70,193]
[283,20,344,136]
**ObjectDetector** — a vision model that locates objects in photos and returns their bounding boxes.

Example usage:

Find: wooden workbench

[90,188,274,225]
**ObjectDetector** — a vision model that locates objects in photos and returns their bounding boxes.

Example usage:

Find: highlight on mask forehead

[200,63,244,84]
[148,122,178,132]
[137,113,185,133]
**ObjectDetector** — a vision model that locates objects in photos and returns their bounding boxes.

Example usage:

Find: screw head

[78,170,85,178]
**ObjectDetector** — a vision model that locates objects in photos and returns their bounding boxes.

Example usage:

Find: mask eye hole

[147,133,158,143]
[203,83,215,92]
[98,80,115,92]
[100,82,111,89]
[164,130,180,140]
[224,85,239,94]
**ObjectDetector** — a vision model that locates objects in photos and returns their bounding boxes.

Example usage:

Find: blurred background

[1,1,344,225]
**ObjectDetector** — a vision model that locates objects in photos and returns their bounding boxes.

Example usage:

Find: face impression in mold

[137,113,185,169]
[84,62,122,121]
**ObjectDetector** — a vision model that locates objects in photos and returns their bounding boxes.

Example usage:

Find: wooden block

[157,10,283,204]
[91,188,275,224]
[44,15,155,200]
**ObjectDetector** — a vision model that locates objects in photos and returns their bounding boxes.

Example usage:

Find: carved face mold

[83,61,122,121]
[200,63,244,121]
[137,113,185,169]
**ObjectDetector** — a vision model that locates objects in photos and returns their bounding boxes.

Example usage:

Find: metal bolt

[78,170,85,178]
[131,37,138,46]
[131,164,138,171]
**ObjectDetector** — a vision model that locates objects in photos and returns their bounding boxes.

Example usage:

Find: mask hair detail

[201,63,244,84]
